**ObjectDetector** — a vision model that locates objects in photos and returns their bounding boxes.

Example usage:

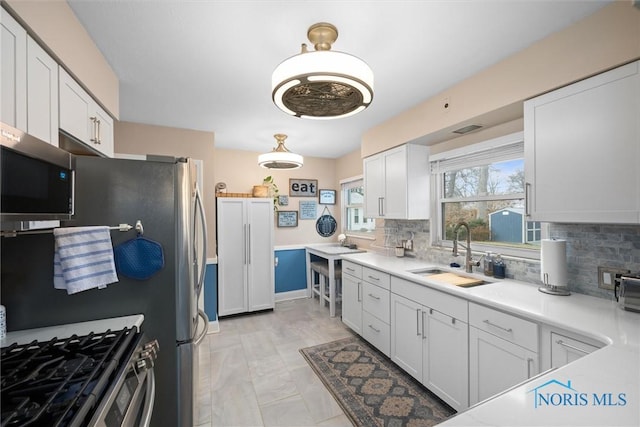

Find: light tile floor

[194,297,354,427]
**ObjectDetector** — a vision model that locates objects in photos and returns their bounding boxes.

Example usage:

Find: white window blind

[431,141,524,174]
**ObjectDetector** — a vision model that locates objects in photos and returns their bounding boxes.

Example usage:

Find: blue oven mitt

[114,236,164,280]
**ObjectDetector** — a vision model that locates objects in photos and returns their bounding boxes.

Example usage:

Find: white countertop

[341,252,640,427]
[0,314,144,347]
[305,242,366,256]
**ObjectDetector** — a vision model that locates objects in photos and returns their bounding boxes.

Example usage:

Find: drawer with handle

[363,310,390,356]
[342,261,363,279]
[363,267,390,290]
[363,281,390,323]
[469,302,538,351]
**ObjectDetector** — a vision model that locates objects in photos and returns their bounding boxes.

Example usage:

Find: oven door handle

[139,368,156,427]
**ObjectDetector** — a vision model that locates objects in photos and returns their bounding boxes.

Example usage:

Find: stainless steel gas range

[0,316,157,427]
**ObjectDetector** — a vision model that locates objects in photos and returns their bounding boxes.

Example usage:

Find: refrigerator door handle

[195,309,209,346]
[194,185,208,299]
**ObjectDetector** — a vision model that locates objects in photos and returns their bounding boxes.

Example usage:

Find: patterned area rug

[300,336,456,427]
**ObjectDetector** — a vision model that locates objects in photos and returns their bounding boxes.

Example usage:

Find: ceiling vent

[452,124,483,135]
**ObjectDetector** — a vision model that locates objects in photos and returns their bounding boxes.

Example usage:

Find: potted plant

[253,176,279,209]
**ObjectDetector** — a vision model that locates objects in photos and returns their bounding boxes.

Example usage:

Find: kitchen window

[341,176,375,236]
[431,132,545,258]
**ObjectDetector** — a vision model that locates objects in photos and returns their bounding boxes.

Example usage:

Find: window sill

[435,240,541,261]
[346,233,376,241]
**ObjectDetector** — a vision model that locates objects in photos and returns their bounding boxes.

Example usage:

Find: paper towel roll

[540,239,567,287]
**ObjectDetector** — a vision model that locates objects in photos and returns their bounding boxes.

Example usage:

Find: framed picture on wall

[277,210,298,227]
[289,179,318,197]
[318,189,336,205]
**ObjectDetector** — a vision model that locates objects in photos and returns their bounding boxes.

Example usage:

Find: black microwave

[1,122,74,222]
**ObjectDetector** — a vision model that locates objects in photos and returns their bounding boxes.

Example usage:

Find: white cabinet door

[550,332,600,369]
[1,8,26,130]
[341,273,362,335]
[363,152,384,218]
[382,146,407,219]
[92,105,114,157]
[27,36,58,146]
[469,327,538,405]
[59,67,91,142]
[217,198,274,316]
[363,144,429,219]
[217,199,248,316]
[59,67,114,157]
[390,293,423,381]
[424,309,469,411]
[246,199,274,312]
[524,60,640,223]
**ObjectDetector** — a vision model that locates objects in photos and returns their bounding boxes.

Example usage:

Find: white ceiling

[67,0,610,159]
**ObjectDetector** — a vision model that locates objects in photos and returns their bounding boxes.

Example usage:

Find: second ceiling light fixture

[272,22,374,120]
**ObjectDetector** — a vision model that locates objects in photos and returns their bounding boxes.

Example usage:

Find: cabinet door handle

[357,282,362,302]
[243,224,247,265]
[368,324,381,333]
[367,275,380,281]
[422,311,426,340]
[416,308,421,336]
[451,317,456,325]
[90,116,98,143]
[247,224,251,264]
[483,319,513,333]
[429,308,433,315]
[368,293,380,300]
[95,119,101,144]
[527,357,534,378]
[555,339,590,355]
[378,197,384,216]
[525,182,531,216]
[346,267,355,272]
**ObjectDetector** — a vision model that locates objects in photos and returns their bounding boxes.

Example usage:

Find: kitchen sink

[408,268,495,287]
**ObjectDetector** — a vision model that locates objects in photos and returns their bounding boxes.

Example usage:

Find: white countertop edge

[1,314,144,347]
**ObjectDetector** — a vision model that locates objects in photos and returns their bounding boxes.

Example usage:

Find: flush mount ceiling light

[272,22,374,120]
[258,134,304,169]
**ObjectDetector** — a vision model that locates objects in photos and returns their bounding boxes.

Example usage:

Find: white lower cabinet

[468,302,539,405]
[390,278,469,411]
[539,325,603,371]
[342,268,363,335]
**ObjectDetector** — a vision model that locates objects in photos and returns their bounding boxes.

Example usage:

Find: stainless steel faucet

[452,220,480,273]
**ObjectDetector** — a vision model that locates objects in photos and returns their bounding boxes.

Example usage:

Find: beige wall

[114,121,216,252]
[214,148,340,248]
[363,1,640,157]
[4,0,119,118]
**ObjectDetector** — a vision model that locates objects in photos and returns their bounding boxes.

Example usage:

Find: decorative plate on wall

[316,206,337,237]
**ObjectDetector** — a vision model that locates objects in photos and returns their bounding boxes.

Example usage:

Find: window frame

[340,175,376,239]
[430,132,547,260]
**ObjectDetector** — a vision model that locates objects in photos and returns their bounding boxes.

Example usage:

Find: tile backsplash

[378,219,640,300]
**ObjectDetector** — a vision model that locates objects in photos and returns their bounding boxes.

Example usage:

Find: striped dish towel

[53,226,119,294]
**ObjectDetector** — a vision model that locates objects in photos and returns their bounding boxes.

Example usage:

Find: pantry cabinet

[524,60,640,224]
[363,144,430,219]
[59,67,114,157]
[217,198,274,316]
[468,302,539,405]
[391,276,469,411]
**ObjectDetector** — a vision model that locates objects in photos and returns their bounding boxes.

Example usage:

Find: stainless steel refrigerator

[0,155,208,427]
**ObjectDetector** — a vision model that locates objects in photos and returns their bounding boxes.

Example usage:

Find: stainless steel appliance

[616,276,640,313]
[1,154,208,426]
[0,122,74,222]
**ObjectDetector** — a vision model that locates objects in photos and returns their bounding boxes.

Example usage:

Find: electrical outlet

[597,266,630,290]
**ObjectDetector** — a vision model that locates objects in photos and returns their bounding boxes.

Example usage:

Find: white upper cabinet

[59,67,114,157]
[27,36,58,146]
[524,60,640,223]
[1,7,27,130]
[364,144,430,219]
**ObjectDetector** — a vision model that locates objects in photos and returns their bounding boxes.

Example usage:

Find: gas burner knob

[136,351,155,371]
[144,339,159,353]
